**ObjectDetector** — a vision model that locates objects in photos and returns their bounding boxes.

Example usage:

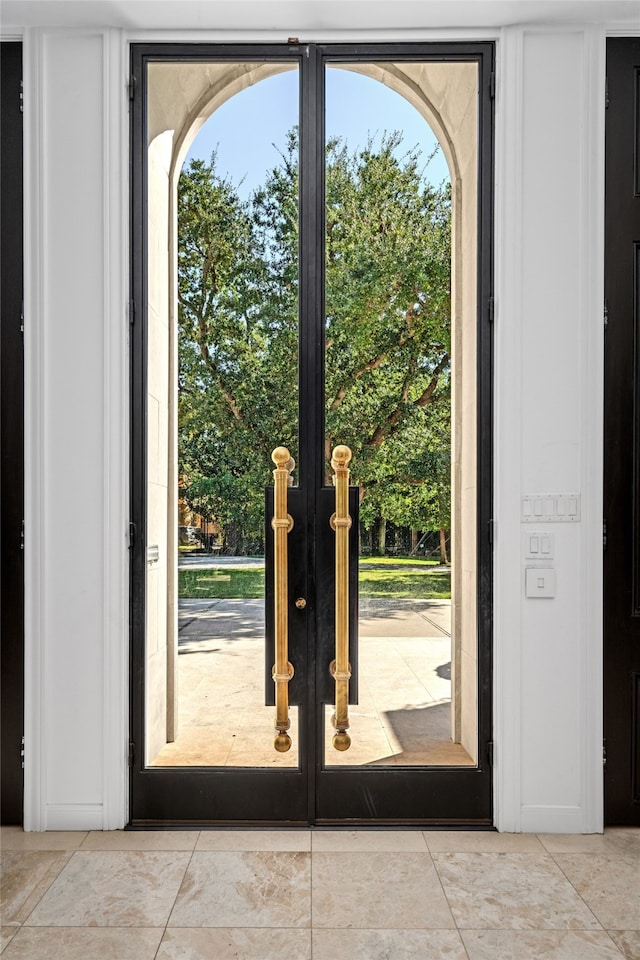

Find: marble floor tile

[433,853,600,930]
[80,830,199,851]
[195,830,310,851]
[0,828,87,851]
[554,855,640,929]
[0,851,71,924]
[539,829,640,858]
[312,851,455,929]
[168,851,310,928]
[312,928,468,959]
[461,929,625,959]
[2,926,164,959]
[26,851,191,927]
[425,831,545,853]
[1,926,18,953]
[311,829,427,852]
[609,930,640,960]
[156,927,312,959]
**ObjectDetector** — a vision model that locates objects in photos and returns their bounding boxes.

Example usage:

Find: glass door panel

[322,62,479,769]
[144,60,301,770]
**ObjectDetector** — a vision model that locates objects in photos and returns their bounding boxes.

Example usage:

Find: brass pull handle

[271,446,295,752]
[330,444,353,751]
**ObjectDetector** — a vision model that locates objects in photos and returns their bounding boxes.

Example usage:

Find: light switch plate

[525,567,556,598]
[521,493,580,522]
[525,531,554,560]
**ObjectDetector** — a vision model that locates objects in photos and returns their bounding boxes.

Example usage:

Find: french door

[130,42,494,825]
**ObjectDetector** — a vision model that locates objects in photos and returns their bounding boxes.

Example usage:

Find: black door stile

[300,42,325,824]
[604,37,640,826]
[1,42,25,825]
[129,41,494,826]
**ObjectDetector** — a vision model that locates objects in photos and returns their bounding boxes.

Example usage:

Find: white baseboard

[44,804,104,831]
[520,805,598,835]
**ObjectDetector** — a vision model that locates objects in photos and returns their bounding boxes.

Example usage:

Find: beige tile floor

[153,598,472,768]
[1,826,638,959]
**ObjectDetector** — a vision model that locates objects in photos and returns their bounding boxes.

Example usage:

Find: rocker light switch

[525,531,554,559]
[525,567,556,598]
[521,493,581,522]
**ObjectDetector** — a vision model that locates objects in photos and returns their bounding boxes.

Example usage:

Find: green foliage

[178,133,451,550]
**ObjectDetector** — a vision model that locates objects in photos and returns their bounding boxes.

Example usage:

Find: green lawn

[179,567,264,599]
[359,555,440,567]
[359,567,450,599]
[178,559,450,600]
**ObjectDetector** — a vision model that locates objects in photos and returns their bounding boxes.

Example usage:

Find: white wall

[23,27,129,830]
[494,26,606,833]
[13,3,629,831]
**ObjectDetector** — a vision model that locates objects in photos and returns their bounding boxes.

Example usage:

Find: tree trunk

[378,517,387,556]
[411,528,419,554]
[439,527,448,565]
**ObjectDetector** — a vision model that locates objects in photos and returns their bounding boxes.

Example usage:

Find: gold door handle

[330,445,353,751]
[271,447,295,752]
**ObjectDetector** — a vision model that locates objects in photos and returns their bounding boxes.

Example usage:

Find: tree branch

[412,354,449,408]
[192,300,244,424]
[327,298,423,411]
[367,354,448,449]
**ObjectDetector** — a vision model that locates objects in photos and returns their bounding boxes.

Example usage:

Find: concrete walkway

[152,598,472,768]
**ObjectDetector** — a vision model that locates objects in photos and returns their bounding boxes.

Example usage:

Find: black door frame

[1,41,24,825]
[130,41,494,826]
[603,36,640,826]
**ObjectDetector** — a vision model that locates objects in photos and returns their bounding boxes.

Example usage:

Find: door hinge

[128,75,136,102]
[605,76,609,109]
[19,79,23,114]
[603,299,608,331]
[21,736,25,769]
[603,519,607,551]
[20,300,24,336]
[128,522,136,548]
[487,740,495,768]
[488,297,495,325]
[489,71,495,99]
[128,741,135,766]
[21,519,24,551]
[488,518,495,546]
[129,299,135,326]
[602,738,607,767]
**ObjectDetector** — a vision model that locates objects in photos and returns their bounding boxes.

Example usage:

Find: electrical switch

[521,493,580,522]
[525,567,556,598]
[525,532,554,559]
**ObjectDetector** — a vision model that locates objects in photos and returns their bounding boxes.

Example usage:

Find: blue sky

[184,67,450,197]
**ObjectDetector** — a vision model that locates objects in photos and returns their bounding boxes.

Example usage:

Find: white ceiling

[1,0,638,32]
